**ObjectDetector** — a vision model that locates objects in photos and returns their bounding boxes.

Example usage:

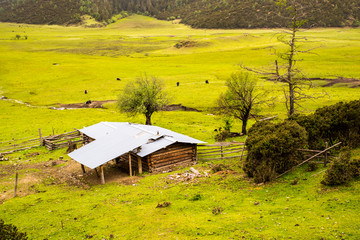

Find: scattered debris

[290,178,299,185]
[254,201,260,205]
[212,206,224,215]
[167,167,209,183]
[156,202,171,208]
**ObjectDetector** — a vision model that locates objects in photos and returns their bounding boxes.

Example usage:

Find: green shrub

[0,219,28,240]
[291,100,360,149]
[243,120,307,183]
[321,147,352,186]
[350,158,360,178]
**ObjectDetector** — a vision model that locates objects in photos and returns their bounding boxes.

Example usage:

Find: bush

[321,147,352,186]
[243,120,308,183]
[291,100,360,149]
[0,219,28,240]
[350,158,360,178]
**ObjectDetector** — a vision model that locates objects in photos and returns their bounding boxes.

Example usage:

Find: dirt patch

[309,77,360,88]
[161,104,200,112]
[0,156,142,202]
[57,101,201,112]
[174,40,198,48]
[58,100,116,109]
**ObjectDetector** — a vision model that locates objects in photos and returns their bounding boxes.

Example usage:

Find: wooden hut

[68,122,204,183]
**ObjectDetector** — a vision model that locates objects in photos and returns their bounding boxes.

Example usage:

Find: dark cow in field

[85,90,88,94]
[117,78,121,81]
[205,80,209,84]
[86,100,92,104]
[177,82,180,86]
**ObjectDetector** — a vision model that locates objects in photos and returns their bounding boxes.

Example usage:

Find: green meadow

[0,15,360,239]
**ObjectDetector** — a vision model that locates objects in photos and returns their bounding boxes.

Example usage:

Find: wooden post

[240,137,247,163]
[221,146,223,159]
[14,172,18,197]
[94,168,100,178]
[52,127,55,136]
[137,156,142,174]
[81,164,86,174]
[129,153,132,176]
[100,165,105,184]
[39,128,43,146]
[324,142,328,167]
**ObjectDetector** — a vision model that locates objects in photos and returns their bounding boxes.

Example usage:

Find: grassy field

[0,15,360,239]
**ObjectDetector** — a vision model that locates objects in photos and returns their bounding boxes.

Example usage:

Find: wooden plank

[14,172,18,198]
[198,149,244,157]
[198,154,245,161]
[198,146,242,154]
[151,152,193,164]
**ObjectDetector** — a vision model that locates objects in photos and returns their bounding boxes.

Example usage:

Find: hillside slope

[0,0,359,28]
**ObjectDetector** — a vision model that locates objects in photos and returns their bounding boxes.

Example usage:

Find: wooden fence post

[221,146,223,160]
[240,137,247,163]
[39,128,43,146]
[324,142,328,167]
[14,172,18,198]
[100,165,105,184]
[129,153,132,176]
[81,164,86,174]
[137,156,142,174]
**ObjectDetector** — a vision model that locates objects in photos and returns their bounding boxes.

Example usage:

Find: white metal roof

[69,122,205,169]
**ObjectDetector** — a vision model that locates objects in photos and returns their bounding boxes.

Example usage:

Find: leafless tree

[243,0,319,116]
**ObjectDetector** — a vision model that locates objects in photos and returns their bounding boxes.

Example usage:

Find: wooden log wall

[148,143,196,173]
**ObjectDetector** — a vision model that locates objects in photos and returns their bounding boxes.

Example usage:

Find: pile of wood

[43,131,81,150]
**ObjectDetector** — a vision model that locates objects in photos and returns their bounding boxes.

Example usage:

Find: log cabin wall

[148,143,196,173]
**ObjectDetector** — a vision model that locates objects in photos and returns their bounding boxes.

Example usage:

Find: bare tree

[117,74,168,125]
[243,0,318,116]
[217,72,271,135]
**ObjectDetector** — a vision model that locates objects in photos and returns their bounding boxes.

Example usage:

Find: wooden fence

[197,142,246,162]
[0,135,41,155]
[43,131,81,150]
[0,129,82,156]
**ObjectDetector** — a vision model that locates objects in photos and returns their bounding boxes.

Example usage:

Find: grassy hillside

[0,0,359,28]
[0,16,360,239]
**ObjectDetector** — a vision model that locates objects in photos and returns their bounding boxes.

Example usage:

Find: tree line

[0,0,359,28]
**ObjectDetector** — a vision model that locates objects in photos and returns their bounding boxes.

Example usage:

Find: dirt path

[0,155,142,202]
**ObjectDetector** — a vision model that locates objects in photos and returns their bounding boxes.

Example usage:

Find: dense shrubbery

[0,219,28,240]
[291,100,360,149]
[321,147,360,186]
[0,0,359,28]
[243,120,307,183]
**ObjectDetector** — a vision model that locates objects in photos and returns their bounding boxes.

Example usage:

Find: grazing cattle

[86,100,92,104]
[85,90,88,94]
[177,82,180,86]
[117,78,121,81]
[205,80,209,84]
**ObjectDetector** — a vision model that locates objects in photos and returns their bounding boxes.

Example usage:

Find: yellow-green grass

[1,161,360,239]
[1,15,360,239]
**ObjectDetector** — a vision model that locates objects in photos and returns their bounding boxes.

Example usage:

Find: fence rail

[0,129,82,156]
[197,142,246,162]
